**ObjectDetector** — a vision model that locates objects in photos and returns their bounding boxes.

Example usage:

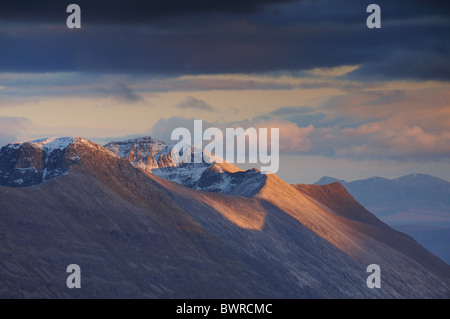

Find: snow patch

[13,178,24,185]
[31,137,76,153]
[7,143,21,150]
[104,136,256,194]
[152,164,211,187]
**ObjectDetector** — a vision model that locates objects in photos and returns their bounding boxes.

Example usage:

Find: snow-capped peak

[30,137,77,152]
[104,136,265,195]
[0,136,113,187]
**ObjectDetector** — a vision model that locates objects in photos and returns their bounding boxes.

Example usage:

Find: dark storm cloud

[0,0,449,80]
[1,0,448,24]
[349,48,450,81]
[0,0,296,24]
[97,83,144,103]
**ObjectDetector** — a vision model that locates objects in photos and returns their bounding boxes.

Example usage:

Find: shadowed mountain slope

[0,137,449,298]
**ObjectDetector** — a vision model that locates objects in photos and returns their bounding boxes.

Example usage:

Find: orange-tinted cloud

[264,84,450,160]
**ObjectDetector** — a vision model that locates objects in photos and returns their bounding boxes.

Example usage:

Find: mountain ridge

[313,174,450,264]
[1,136,449,298]
[104,136,266,196]
[315,174,450,186]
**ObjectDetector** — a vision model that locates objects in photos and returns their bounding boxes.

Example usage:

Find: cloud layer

[176,96,214,111]
[148,83,450,161]
[0,0,449,80]
[97,83,144,103]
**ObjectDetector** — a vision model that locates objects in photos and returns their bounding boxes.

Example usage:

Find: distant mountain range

[315,175,450,264]
[0,136,449,298]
